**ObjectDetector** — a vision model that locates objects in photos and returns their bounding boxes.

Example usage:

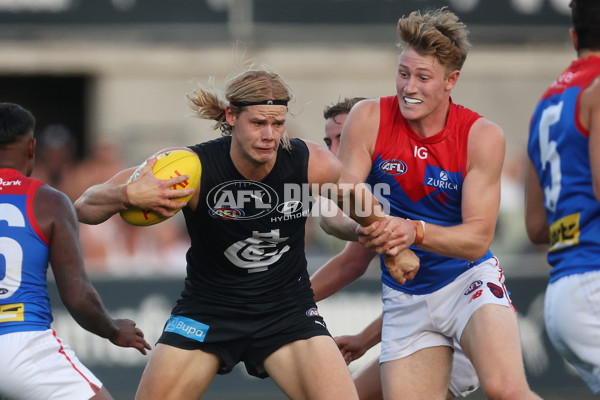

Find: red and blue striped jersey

[0,168,51,334]
[367,95,493,294]
[528,56,600,282]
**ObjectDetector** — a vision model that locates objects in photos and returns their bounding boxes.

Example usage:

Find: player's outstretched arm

[36,185,152,355]
[317,195,361,242]
[306,139,420,284]
[310,241,376,302]
[75,151,194,225]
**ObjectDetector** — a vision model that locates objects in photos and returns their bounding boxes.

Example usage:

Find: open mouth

[403,97,422,105]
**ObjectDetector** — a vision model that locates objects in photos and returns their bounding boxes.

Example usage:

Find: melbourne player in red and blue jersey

[526,0,600,393]
[0,103,150,400]
[367,95,494,294]
[333,8,540,399]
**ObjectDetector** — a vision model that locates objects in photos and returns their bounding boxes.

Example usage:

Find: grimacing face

[228,104,287,166]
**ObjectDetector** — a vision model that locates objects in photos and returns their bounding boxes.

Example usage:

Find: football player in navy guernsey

[74,67,418,400]
[526,0,600,394]
[0,102,151,400]
[315,8,541,400]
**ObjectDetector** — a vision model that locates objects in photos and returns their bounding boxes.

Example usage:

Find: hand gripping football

[119,150,201,226]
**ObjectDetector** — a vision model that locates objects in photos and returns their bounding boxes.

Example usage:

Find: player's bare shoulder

[467,118,505,172]
[33,184,78,239]
[580,74,600,131]
[303,139,343,186]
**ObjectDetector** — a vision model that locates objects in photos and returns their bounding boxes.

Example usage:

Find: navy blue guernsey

[181,137,313,308]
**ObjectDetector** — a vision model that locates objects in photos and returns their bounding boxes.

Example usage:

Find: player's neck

[578,50,600,60]
[406,101,451,138]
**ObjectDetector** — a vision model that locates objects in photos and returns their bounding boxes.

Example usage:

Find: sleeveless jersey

[0,168,51,334]
[367,95,493,295]
[528,55,600,283]
[181,137,313,310]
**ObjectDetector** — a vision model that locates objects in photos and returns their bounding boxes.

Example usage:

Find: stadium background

[1,0,595,398]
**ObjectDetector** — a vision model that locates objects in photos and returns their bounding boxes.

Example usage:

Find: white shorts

[0,329,103,400]
[545,270,600,394]
[380,257,512,397]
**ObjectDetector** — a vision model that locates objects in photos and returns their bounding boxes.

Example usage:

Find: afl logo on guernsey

[380,159,407,176]
[306,307,320,317]
[207,180,278,220]
[210,208,245,219]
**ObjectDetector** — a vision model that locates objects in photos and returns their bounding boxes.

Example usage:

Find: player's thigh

[381,345,452,400]
[460,303,528,391]
[353,358,383,400]
[135,343,220,400]
[264,335,358,400]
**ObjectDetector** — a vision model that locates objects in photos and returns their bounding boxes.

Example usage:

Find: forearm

[359,315,383,350]
[62,281,118,341]
[75,183,129,225]
[418,220,493,261]
[311,254,361,301]
[337,182,386,228]
[310,242,373,301]
[319,205,360,242]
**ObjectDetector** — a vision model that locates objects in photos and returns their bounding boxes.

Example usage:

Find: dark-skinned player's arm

[35,184,152,354]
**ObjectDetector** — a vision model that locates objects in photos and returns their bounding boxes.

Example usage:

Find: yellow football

[119,150,201,226]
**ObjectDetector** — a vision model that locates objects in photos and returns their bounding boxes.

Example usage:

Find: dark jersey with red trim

[528,56,600,282]
[0,168,51,334]
[179,137,313,311]
[367,95,494,294]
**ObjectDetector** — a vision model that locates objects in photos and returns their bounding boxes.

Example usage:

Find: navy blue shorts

[157,298,331,378]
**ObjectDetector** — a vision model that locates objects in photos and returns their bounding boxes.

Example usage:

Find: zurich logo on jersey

[380,159,407,176]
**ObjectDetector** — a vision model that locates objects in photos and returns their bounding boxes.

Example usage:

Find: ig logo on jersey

[380,159,407,176]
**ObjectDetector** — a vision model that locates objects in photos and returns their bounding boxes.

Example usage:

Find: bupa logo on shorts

[306,307,320,317]
[487,283,504,299]
[464,280,483,295]
[380,159,407,176]
[207,180,278,220]
[164,315,210,342]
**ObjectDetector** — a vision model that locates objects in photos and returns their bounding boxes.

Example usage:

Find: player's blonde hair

[396,7,471,74]
[188,66,293,150]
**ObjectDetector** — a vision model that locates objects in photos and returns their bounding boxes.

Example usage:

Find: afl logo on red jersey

[380,159,407,176]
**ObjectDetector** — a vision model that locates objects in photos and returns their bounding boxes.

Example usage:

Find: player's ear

[445,70,460,91]
[27,136,36,160]
[225,105,236,127]
[569,28,578,52]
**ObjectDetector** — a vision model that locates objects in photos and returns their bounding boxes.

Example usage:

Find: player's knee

[481,378,531,400]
